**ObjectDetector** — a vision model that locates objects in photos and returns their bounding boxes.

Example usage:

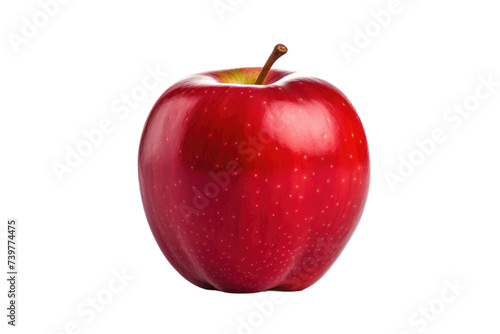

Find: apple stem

[254,44,288,85]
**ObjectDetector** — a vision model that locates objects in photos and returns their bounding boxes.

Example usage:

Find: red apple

[138,45,369,292]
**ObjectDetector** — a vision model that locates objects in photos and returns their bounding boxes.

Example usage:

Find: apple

[138,44,369,293]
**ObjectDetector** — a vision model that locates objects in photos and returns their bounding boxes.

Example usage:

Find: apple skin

[138,67,369,293]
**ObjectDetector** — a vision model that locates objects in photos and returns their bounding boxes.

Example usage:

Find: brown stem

[254,44,288,85]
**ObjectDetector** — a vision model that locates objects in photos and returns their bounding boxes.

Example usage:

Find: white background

[1,0,499,333]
